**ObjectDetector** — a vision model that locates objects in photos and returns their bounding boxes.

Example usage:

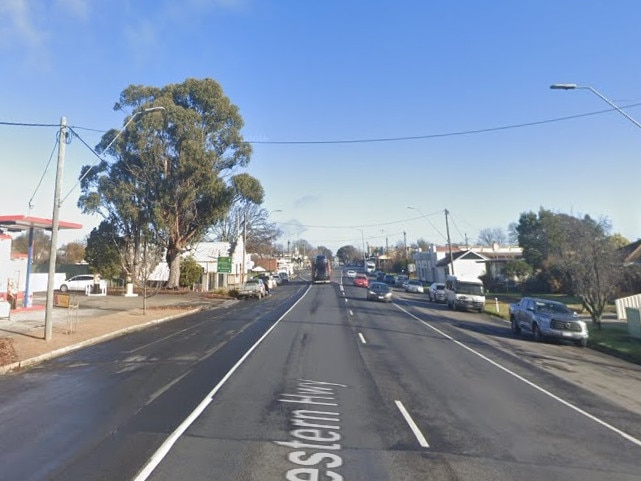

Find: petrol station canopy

[0,215,82,233]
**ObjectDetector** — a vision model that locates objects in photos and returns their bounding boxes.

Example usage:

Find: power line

[3,101,641,145]
[244,103,641,144]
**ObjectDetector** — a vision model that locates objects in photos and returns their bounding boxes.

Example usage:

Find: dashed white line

[395,400,429,448]
[358,332,367,344]
[349,309,354,316]
[393,302,641,448]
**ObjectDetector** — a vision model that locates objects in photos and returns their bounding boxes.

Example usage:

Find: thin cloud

[293,195,319,209]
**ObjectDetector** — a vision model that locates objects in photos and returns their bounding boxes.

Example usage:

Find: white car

[404,279,424,293]
[346,270,357,278]
[59,274,100,292]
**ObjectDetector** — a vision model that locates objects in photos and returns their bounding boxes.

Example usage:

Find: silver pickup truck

[509,297,588,347]
[237,278,266,299]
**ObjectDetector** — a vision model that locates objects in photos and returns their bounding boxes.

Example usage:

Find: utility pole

[445,209,454,276]
[44,117,67,341]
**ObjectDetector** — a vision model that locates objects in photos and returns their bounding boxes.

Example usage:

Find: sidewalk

[0,291,237,374]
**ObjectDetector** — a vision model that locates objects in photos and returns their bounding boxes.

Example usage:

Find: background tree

[11,230,50,264]
[336,245,360,265]
[515,208,557,270]
[84,221,126,281]
[550,215,624,329]
[415,238,431,252]
[57,242,86,264]
[477,227,508,246]
[502,259,532,280]
[79,78,263,288]
[314,246,334,262]
[209,202,281,256]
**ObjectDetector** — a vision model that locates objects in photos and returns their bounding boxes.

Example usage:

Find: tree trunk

[166,247,182,288]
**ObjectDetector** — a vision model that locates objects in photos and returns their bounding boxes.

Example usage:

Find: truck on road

[311,255,332,284]
[509,297,588,347]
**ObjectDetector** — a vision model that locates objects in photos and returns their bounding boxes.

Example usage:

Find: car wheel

[60,285,68,292]
[576,338,588,348]
[533,324,544,343]
[511,317,521,335]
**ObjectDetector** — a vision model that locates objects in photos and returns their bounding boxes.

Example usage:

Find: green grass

[482,293,641,364]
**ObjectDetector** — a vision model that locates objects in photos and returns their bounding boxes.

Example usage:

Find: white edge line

[393,302,641,448]
[395,400,429,448]
[132,284,313,481]
[358,332,367,344]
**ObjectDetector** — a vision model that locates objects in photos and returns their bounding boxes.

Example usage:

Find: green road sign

[217,256,232,273]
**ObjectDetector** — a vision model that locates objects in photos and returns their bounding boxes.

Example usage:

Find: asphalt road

[1,274,640,480]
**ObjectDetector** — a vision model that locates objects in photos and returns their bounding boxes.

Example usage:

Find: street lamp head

[550,83,578,90]
[142,106,165,113]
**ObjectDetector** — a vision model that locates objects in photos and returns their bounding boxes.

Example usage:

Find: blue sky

[2,0,641,254]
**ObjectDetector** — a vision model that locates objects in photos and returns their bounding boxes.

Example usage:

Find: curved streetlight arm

[61,106,165,204]
[550,83,641,131]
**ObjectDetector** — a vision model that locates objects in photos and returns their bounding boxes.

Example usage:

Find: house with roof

[413,243,522,285]
[149,238,249,290]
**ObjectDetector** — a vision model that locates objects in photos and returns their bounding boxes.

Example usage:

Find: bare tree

[477,227,508,246]
[551,215,624,329]
[208,202,282,255]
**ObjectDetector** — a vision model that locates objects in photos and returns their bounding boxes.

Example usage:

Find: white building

[149,237,249,290]
[413,243,522,284]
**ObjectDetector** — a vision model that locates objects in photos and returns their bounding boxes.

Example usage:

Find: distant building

[413,243,523,284]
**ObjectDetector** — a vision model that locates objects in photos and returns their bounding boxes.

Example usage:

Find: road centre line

[358,333,367,344]
[132,284,313,481]
[395,400,429,448]
[393,302,641,448]
[349,310,353,316]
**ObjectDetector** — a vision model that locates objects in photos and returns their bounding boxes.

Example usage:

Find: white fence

[615,293,641,321]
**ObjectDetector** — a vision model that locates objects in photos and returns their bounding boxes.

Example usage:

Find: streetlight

[44,106,165,341]
[550,83,641,131]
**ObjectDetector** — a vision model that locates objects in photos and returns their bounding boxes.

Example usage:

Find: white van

[444,275,485,312]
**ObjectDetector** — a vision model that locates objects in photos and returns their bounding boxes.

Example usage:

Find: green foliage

[336,245,360,265]
[179,256,204,287]
[11,230,50,264]
[502,259,532,279]
[78,78,263,288]
[84,221,124,280]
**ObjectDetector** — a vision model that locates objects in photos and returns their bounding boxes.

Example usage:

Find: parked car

[353,273,369,288]
[395,275,409,287]
[428,282,446,303]
[346,269,357,278]
[404,279,424,293]
[367,282,393,303]
[509,297,589,347]
[59,274,100,293]
[383,274,396,286]
[376,271,386,281]
[237,278,266,299]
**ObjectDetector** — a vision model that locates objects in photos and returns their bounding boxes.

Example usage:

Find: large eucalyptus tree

[79,78,263,287]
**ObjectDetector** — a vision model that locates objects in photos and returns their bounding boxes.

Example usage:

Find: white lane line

[358,332,367,344]
[395,400,429,448]
[132,284,313,481]
[349,310,354,316]
[394,302,641,448]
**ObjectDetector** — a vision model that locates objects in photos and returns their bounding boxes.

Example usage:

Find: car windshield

[457,282,484,295]
[537,302,572,315]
